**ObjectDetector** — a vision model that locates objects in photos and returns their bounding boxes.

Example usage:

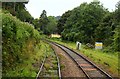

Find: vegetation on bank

[2,0,120,77]
[50,38,119,76]
[2,10,52,77]
[2,2,58,77]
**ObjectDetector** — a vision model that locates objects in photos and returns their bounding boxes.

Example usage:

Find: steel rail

[53,48,61,79]
[36,45,47,79]
[36,41,61,79]
[48,40,90,79]
[46,40,113,79]
[45,41,61,79]
[36,56,46,79]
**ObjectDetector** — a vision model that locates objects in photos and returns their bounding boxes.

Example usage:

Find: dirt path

[50,44,86,77]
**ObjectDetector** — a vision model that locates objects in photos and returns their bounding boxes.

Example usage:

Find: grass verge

[49,38,119,77]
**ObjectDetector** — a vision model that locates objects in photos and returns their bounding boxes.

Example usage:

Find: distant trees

[32,10,57,35]
[38,10,49,34]
[45,16,57,34]
[57,10,72,34]
[57,1,120,52]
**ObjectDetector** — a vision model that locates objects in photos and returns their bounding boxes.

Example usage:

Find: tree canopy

[32,10,57,35]
[57,1,120,52]
[61,2,107,43]
[2,2,33,23]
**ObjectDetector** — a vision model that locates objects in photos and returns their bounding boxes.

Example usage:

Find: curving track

[47,40,113,79]
[36,44,61,79]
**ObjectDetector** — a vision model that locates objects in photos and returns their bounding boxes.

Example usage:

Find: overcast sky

[25,0,119,19]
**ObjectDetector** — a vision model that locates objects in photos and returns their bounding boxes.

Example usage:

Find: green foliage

[39,10,49,34]
[57,1,120,52]
[2,2,33,23]
[16,9,33,23]
[61,1,107,44]
[45,16,57,34]
[32,18,40,30]
[33,11,58,35]
[95,13,114,46]
[115,1,120,23]
[2,11,41,76]
[112,1,120,52]
[57,10,72,34]
[113,25,120,51]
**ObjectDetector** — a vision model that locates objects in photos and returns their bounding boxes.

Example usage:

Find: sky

[25,0,119,19]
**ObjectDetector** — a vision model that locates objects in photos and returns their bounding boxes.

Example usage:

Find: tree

[32,18,39,30]
[61,1,107,44]
[113,25,120,51]
[113,1,120,51]
[115,1,120,23]
[2,2,33,23]
[39,10,49,34]
[57,10,72,34]
[34,11,57,35]
[95,13,114,46]
[45,16,57,35]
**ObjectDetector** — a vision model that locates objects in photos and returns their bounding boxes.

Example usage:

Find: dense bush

[2,11,40,74]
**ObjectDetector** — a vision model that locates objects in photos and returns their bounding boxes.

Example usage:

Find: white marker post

[76,41,81,50]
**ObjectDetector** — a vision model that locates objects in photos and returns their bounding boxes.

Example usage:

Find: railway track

[47,40,113,79]
[36,45,61,79]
